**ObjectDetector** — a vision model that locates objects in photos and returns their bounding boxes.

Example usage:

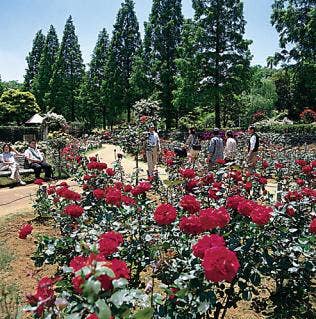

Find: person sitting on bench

[24,140,52,180]
[0,143,26,185]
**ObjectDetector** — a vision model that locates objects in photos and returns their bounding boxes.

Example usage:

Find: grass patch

[0,242,15,271]
[0,283,21,319]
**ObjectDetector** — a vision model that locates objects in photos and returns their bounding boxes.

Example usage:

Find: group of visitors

[144,125,259,177]
[0,140,52,186]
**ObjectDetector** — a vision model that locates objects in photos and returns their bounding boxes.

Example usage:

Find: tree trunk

[214,0,221,128]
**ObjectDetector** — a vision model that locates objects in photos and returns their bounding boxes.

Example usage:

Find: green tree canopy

[23,30,46,91]
[192,0,252,128]
[144,0,183,128]
[0,89,40,124]
[48,16,85,121]
[103,0,141,124]
[79,28,109,128]
[33,25,59,112]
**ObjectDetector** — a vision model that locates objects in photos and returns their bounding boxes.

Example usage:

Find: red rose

[229,170,242,182]
[105,187,122,206]
[179,215,203,235]
[58,181,69,187]
[72,275,84,294]
[244,182,252,191]
[46,186,56,195]
[302,165,312,174]
[258,177,267,185]
[121,195,136,206]
[309,219,316,233]
[93,189,105,200]
[86,314,99,319]
[89,156,97,162]
[114,181,123,190]
[216,158,226,165]
[226,195,245,210]
[186,179,199,191]
[250,205,272,225]
[202,246,240,282]
[70,255,87,272]
[200,173,214,186]
[106,168,115,176]
[98,231,124,257]
[208,189,219,200]
[124,184,133,193]
[311,160,316,168]
[275,162,284,169]
[131,181,152,196]
[192,234,226,258]
[199,207,230,230]
[237,199,255,217]
[262,161,269,169]
[179,194,201,214]
[286,206,295,217]
[19,223,33,239]
[63,204,84,218]
[179,168,196,179]
[83,174,92,181]
[154,203,177,225]
[56,187,81,201]
[296,178,305,186]
[140,115,148,123]
[295,159,307,167]
[34,178,44,185]
[284,191,302,202]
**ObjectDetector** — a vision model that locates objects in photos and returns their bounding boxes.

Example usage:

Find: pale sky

[0,0,280,82]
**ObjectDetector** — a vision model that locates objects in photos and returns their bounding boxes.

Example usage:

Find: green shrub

[256,124,316,134]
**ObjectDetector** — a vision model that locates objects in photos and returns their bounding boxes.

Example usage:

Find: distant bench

[0,156,34,177]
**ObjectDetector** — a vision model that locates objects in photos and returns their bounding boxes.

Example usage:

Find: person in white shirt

[145,125,160,177]
[246,126,259,172]
[224,130,237,162]
[24,140,52,180]
[0,143,26,185]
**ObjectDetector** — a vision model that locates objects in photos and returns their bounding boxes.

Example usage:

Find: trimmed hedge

[256,124,316,134]
[0,126,42,143]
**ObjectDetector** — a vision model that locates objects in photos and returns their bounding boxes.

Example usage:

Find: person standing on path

[207,128,224,166]
[0,143,26,185]
[246,126,259,172]
[185,127,201,164]
[145,124,160,177]
[224,130,237,162]
[24,140,52,180]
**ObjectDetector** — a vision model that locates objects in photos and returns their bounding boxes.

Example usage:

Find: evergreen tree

[192,0,252,127]
[24,30,45,91]
[270,0,316,117]
[173,19,201,121]
[144,0,183,128]
[80,28,109,128]
[103,0,141,124]
[48,16,85,121]
[0,75,4,96]
[33,25,59,111]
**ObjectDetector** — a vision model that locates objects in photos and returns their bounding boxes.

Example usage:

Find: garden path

[0,144,166,217]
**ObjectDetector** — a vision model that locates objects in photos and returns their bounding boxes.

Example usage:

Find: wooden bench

[0,156,34,177]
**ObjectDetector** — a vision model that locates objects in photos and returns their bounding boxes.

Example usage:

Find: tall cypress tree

[173,19,201,120]
[144,0,183,128]
[48,16,85,120]
[192,0,252,127]
[24,30,45,91]
[103,0,141,123]
[33,25,59,111]
[80,28,109,128]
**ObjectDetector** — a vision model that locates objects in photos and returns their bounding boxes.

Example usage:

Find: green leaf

[134,307,154,319]
[112,278,129,289]
[82,278,101,304]
[96,299,111,319]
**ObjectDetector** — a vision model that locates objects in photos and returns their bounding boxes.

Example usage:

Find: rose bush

[27,132,315,318]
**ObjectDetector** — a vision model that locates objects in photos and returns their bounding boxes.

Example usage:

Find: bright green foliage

[1,80,23,91]
[144,0,183,129]
[48,16,85,121]
[0,75,4,97]
[240,66,278,125]
[173,19,201,121]
[79,28,109,128]
[23,30,46,91]
[33,25,59,112]
[192,0,252,128]
[102,0,141,124]
[271,0,316,117]
[0,89,40,124]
